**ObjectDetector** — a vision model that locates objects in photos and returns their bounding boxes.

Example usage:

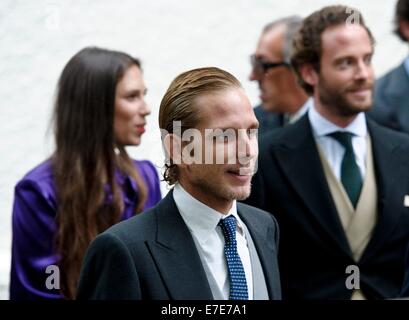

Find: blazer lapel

[272,115,352,256]
[360,120,409,262]
[147,191,213,300]
[238,207,281,299]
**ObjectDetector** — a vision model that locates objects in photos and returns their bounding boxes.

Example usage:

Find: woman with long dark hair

[10,47,162,299]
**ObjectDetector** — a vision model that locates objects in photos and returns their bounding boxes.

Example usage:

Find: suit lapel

[238,206,281,299]
[360,120,409,262]
[147,191,213,299]
[390,65,409,127]
[273,115,352,256]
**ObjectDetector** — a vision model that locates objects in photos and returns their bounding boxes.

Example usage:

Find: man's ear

[299,63,319,88]
[399,20,409,41]
[163,133,185,168]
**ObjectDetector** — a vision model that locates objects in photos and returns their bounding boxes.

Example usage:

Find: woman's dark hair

[52,47,147,299]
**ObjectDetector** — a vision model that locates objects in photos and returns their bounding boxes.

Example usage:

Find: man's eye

[364,55,372,65]
[340,59,351,67]
[216,134,229,142]
[215,132,234,142]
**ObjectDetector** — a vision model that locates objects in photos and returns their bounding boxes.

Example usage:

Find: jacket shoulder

[101,206,158,244]
[369,119,409,147]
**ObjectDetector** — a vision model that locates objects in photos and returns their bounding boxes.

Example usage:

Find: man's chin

[228,186,251,201]
[350,101,373,113]
[338,97,373,116]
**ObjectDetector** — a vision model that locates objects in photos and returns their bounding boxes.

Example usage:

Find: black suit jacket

[77,190,282,300]
[244,114,409,299]
[401,246,409,297]
[254,104,284,136]
[368,63,409,134]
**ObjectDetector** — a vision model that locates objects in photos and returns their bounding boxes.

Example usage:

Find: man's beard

[318,76,373,117]
[192,175,252,203]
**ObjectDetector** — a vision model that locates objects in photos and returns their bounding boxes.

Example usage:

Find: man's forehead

[193,89,254,127]
[321,24,371,48]
[319,24,373,61]
[257,25,286,57]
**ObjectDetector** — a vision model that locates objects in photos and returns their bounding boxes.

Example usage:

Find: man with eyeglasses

[249,16,310,135]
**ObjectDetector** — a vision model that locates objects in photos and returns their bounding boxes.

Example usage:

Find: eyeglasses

[250,54,290,75]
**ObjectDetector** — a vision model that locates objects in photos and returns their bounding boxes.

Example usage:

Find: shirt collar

[287,98,313,124]
[173,183,242,245]
[308,101,367,138]
[404,55,409,77]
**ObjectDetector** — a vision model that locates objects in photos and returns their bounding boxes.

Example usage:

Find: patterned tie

[328,131,363,207]
[218,215,248,300]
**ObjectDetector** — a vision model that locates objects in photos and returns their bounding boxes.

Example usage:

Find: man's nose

[355,60,372,81]
[249,68,258,81]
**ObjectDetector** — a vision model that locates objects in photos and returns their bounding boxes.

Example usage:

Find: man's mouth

[226,167,253,176]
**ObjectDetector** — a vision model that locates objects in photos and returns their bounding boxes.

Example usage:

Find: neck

[178,180,233,214]
[286,91,309,115]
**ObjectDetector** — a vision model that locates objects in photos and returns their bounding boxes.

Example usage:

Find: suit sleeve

[76,233,141,300]
[10,180,61,300]
[272,214,280,254]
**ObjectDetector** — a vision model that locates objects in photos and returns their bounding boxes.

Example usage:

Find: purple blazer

[10,159,162,300]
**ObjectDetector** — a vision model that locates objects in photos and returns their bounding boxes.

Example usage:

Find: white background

[0,0,406,299]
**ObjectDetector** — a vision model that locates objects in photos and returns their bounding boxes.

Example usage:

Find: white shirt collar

[288,98,313,124]
[308,101,367,138]
[173,183,242,246]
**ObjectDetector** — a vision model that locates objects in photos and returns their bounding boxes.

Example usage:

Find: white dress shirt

[308,103,367,181]
[173,183,253,300]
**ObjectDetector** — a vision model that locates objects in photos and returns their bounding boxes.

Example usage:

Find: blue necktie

[328,131,363,208]
[218,215,248,300]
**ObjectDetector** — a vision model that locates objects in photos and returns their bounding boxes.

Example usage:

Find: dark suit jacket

[368,63,409,134]
[254,104,284,136]
[401,246,409,297]
[244,114,409,299]
[76,190,282,300]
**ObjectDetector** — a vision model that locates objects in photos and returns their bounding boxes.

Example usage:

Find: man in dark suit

[249,16,310,135]
[244,6,409,300]
[368,0,409,134]
[401,245,409,297]
[76,67,281,300]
